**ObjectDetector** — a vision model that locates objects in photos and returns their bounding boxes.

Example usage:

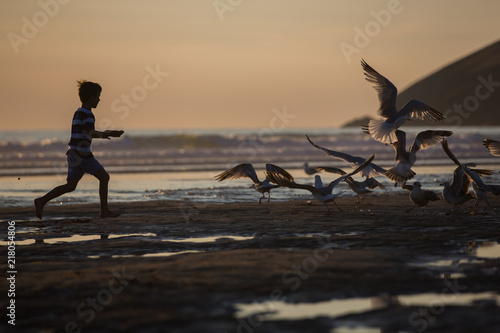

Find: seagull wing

[441,139,462,167]
[265,163,294,181]
[398,99,445,122]
[214,163,260,184]
[424,190,440,201]
[410,130,453,154]
[483,139,500,157]
[449,167,470,197]
[470,168,494,176]
[442,140,488,191]
[315,166,347,175]
[391,130,408,161]
[361,59,398,118]
[362,177,386,190]
[324,154,376,193]
[306,134,386,176]
[266,170,323,195]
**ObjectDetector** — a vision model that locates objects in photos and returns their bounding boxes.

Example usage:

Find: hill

[342,40,500,127]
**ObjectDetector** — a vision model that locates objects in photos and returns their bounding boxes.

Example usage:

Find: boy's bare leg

[34,179,79,219]
[94,169,120,218]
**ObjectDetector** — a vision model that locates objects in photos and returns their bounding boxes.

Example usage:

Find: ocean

[1,127,500,208]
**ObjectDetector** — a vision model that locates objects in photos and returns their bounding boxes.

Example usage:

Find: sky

[1,0,500,131]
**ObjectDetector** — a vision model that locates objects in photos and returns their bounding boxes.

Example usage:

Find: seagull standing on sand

[266,155,375,214]
[306,135,387,179]
[384,129,453,183]
[441,139,500,214]
[402,181,440,215]
[315,166,386,203]
[214,163,292,204]
[360,59,445,144]
[483,139,500,157]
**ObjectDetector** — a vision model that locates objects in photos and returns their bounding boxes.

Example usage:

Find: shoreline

[2,195,500,332]
[2,192,499,220]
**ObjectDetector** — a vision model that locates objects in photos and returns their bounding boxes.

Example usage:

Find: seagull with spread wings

[214,163,292,204]
[266,154,375,214]
[441,139,500,214]
[440,167,474,211]
[315,166,386,203]
[306,134,386,179]
[384,129,453,183]
[360,59,445,144]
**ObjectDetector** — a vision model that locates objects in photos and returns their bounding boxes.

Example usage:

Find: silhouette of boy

[34,80,124,219]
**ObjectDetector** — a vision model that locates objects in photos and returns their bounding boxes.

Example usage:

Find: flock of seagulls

[214,60,500,215]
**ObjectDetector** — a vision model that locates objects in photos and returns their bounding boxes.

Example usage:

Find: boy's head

[77,80,102,103]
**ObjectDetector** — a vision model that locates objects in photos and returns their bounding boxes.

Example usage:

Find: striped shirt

[68,107,95,158]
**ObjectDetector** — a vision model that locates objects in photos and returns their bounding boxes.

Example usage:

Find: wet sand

[2,194,500,332]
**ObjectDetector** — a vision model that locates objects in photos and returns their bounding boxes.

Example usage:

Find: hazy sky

[1,0,499,131]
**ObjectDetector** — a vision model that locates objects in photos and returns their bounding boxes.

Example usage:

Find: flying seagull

[402,181,440,215]
[384,129,453,183]
[214,163,292,204]
[315,166,386,203]
[441,139,500,214]
[360,59,445,144]
[440,166,493,211]
[306,134,386,178]
[440,167,474,211]
[266,154,375,214]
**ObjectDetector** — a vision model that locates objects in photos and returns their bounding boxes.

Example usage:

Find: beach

[2,194,500,332]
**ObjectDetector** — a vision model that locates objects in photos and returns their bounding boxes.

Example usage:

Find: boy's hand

[104,130,124,138]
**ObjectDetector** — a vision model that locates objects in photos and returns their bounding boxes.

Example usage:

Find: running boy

[34,80,124,219]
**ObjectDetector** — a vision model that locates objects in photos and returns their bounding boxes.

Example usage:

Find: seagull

[402,181,440,215]
[440,167,474,211]
[384,129,453,183]
[303,162,319,175]
[214,163,292,204]
[360,59,445,144]
[315,166,386,203]
[441,139,500,214]
[266,154,375,214]
[306,134,387,178]
[483,139,500,157]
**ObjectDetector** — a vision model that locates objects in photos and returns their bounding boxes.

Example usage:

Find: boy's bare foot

[100,210,120,218]
[34,198,43,219]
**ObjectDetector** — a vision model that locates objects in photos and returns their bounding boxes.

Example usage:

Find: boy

[34,80,124,219]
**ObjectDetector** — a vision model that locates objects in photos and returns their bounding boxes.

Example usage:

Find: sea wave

[1,128,499,176]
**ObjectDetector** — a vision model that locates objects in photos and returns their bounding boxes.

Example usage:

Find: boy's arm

[92,130,124,139]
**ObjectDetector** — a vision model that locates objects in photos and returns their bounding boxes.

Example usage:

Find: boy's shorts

[66,151,104,182]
